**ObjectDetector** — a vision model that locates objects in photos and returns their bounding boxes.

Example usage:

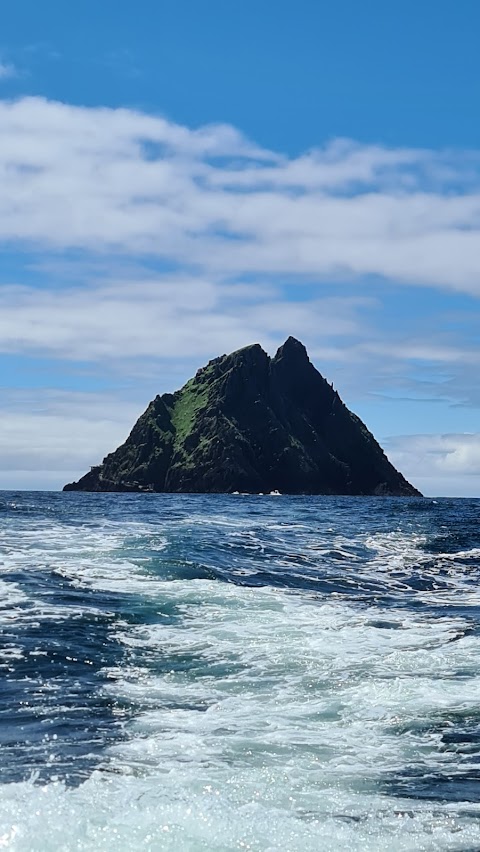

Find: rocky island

[64,337,421,495]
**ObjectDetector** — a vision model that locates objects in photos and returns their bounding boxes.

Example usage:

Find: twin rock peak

[64,337,420,496]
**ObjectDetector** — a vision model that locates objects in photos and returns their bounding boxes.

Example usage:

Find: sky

[0,0,479,496]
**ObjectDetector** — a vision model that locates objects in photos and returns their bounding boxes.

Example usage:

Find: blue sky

[0,0,479,495]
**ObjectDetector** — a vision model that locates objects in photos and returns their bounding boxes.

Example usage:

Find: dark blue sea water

[1,492,480,850]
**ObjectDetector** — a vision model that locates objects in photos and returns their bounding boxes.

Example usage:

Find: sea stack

[64,337,421,496]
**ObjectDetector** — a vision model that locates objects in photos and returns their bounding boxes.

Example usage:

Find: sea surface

[1,492,480,851]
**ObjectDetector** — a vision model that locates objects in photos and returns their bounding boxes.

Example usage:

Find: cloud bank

[0,97,479,292]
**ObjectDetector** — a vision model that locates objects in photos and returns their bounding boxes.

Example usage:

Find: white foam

[0,516,169,605]
[2,771,480,852]
[82,576,480,849]
[3,507,480,849]
[0,579,28,613]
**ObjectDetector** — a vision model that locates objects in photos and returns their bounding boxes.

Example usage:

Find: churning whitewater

[1,492,480,851]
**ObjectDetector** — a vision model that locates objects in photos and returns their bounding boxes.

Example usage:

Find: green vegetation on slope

[170,378,211,444]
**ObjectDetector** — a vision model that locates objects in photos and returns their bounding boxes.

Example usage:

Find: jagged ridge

[64,337,421,495]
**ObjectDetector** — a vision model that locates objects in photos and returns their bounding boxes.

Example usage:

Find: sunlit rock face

[64,337,421,496]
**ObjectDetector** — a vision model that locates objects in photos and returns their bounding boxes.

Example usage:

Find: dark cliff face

[64,337,421,496]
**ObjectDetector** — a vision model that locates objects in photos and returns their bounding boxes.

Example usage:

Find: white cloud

[388,432,480,475]
[386,433,480,496]
[0,97,479,291]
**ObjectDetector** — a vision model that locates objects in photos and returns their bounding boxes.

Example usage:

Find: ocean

[1,491,480,851]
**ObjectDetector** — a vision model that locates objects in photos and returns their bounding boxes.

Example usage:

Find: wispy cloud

[0,275,368,364]
[0,97,480,292]
[0,389,140,488]
[0,61,17,80]
[0,264,478,407]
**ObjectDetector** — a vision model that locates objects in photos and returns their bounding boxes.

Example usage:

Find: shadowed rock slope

[64,337,421,495]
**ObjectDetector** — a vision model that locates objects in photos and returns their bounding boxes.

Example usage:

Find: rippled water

[1,492,480,850]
